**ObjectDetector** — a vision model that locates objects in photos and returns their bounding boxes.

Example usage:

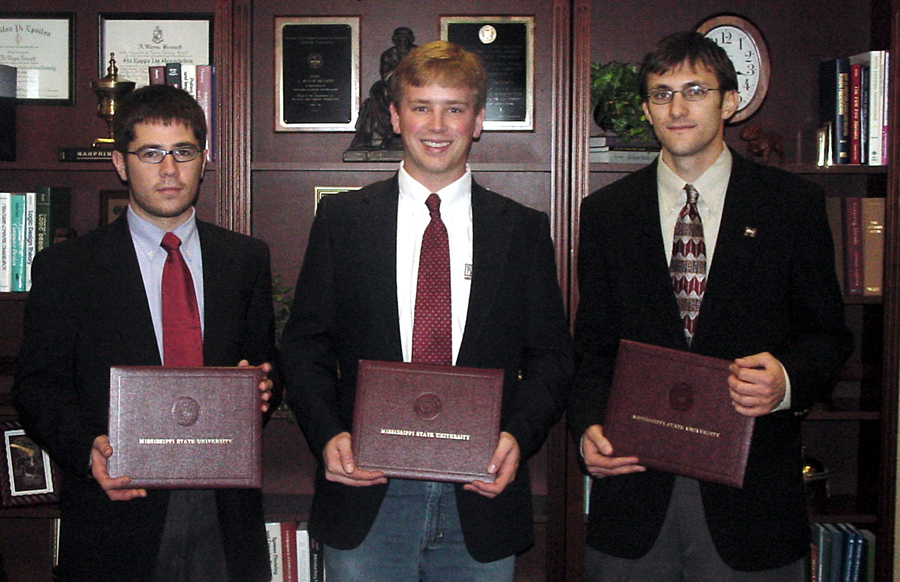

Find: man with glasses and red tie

[13,84,277,582]
[280,41,573,582]
[568,31,853,582]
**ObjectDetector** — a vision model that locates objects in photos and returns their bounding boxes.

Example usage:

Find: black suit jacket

[567,152,853,571]
[280,176,574,562]
[12,213,277,582]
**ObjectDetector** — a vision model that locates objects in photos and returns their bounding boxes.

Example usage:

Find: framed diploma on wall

[99,14,213,88]
[0,13,74,104]
[275,16,360,132]
[441,16,534,131]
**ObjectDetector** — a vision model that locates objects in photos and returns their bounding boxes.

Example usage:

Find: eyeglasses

[127,146,202,164]
[647,85,721,105]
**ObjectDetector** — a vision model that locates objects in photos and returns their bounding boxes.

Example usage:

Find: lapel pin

[744,227,757,238]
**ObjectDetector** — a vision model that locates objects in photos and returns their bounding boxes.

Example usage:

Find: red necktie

[669,184,707,345]
[160,232,203,366]
[411,194,452,365]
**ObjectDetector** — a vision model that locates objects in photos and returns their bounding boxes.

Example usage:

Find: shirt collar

[658,147,732,215]
[127,205,199,253]
[397,163,472,215]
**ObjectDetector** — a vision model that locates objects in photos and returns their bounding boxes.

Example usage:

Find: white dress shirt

[396,164,473,364]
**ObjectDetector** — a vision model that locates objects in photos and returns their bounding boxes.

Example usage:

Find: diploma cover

[351,360,503,483]
[603,340,755,488]
[108,366,263,488]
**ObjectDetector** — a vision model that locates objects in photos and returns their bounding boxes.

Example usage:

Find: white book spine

[24,191,36,291]
[0,192,10,292]
[868,51,885,165]
[296,528,311,582]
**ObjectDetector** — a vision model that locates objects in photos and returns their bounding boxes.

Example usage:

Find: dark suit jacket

[280,176,574,563]
[12,213,277,582]
[567,151,853,571]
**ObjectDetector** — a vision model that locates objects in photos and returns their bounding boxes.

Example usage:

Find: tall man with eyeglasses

[567,31,852,581]
[13,84,278,582]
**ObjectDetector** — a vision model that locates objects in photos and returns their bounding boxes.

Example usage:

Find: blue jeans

[324,479,515,582]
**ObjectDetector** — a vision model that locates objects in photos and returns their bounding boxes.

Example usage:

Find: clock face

[704,25,761,111]
[695,15,770,123]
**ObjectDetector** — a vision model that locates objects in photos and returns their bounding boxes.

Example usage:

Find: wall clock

[694,14,770,123]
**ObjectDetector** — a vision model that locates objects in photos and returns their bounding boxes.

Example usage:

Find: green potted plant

[590,60,654,143]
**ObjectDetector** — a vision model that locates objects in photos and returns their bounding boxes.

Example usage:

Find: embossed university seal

[413,392,442,420]
[171,397,201,426]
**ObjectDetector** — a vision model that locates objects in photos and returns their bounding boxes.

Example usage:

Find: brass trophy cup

[91,53,135,148]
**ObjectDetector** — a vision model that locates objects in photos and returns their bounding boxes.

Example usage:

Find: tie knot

[160,232,182,253]
[684,184,699,205]
[425,193,442,218]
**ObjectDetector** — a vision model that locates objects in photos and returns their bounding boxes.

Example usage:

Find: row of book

[810,523,875,582]
[0,188,71,293]
[819,51,890,166]
[149,62,215,162]
[588,134,660,164]
[825,197,884,298]
[266,522,324,582]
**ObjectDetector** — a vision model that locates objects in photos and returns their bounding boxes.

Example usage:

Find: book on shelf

[824,522,844,582]
[149,65,166,85]
[0,188,72,293]
[180,63,197,98]
[155,63,214,162]
[9,193,24,292]
[196,65,215,162]
[819,51,890,167]
[810,523,831,582]
[35,187,72,254]
[589,134,660,150]
[23,191,35,292]
[266,522,284,582]
[266,522,323,582]
[861,198,884,297]
[165,62,182,89]
[848,59,865,164]
[280,521,298,582]
[859,529,876,582]
[835,197,883,298]
[589,149,660,164]
[0,192,10,292]
[820,57,851,165]
[810,522,873,582]
[842,197,864,296]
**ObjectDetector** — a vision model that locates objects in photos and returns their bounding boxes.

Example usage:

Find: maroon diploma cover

[351,360,503,483]
[108,366,263,488]
[603,340,755,488]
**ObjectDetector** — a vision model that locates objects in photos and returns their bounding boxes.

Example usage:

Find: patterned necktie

[411,193,452,365]
[669,184,707,345]
[160,232,203,366]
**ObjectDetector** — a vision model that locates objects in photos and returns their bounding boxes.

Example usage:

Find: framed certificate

[99,14,213,88]
[441,16,534,131]
[0,13,74,104]
[275,16,360,132]
[1,421,60,506]
[314,186,360,213]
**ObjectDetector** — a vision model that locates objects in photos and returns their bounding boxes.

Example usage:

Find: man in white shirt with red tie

[280,40,573,581]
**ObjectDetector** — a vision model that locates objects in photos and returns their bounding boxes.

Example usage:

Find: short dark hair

[389,40,487,112]
[112,84,207,153]
[638,31,739,101]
